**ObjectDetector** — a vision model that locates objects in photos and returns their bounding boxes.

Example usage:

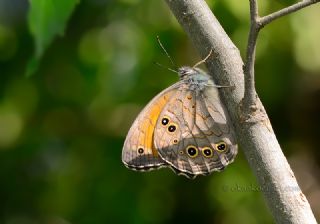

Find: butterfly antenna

[192,48,213,68]
[153,61,179,74]
[157,36,177,69]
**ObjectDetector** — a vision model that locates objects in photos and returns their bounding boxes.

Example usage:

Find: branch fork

[243,0,320,117]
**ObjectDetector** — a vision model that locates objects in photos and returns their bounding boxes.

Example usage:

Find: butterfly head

[178,66,212,90]
[178,66,209,80]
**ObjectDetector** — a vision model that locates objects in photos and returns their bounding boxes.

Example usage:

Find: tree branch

[259,0,320,28]
[165,0,318,223]
[243,0,259,113]
[243,0,320,113]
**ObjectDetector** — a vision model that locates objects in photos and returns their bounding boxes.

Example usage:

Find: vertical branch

[243,0,260,113]
[243,0,320,114]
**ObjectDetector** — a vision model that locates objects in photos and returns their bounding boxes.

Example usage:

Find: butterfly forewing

[122,86,178,170]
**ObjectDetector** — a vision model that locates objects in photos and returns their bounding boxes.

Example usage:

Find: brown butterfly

[122,64,237,178]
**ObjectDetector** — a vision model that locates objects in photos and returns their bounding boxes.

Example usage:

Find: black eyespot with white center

[168,125,176,132]
[138,147,144,154]
[202,147,213,158]
[161,117,169,126]
[186,145,198,158]
[215,142,227,152]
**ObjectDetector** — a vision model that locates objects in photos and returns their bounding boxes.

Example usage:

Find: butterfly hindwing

[154,85,238,177]
[202,85,238,164]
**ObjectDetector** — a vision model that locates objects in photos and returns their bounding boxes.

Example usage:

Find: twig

[243,0,259,112]
[165,0,318,223]
[259,0,320,28]
[243,0,320,112]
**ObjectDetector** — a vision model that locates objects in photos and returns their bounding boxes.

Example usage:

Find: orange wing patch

[137,91,175,157]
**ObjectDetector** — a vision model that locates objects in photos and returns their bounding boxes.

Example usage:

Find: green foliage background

[0,0,319,223]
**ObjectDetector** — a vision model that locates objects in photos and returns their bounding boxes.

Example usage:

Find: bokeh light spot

[0,107,23,149]
[78,28,107,66]
[0,25,18,61]
[4,78,38,118]
[291,6,320,72]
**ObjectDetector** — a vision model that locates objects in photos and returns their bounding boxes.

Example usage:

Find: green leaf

[27,0,79,76]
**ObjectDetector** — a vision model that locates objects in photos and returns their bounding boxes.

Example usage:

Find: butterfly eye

[202,147,213,158]
[161,117,170,126]
[167,123,177,133]
[186,145,198,158]
[137,147,144,154]
[215,142,227,152]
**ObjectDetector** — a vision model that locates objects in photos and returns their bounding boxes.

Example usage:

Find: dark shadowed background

[0,0,319,223]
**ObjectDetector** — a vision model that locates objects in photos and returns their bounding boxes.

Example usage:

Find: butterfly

[122,53,237,179]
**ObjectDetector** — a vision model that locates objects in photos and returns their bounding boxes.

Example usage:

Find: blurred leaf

[26,0,79,76]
